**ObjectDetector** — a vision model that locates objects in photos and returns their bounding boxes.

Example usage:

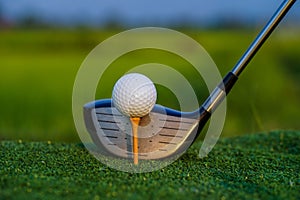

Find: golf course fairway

[0,130,299,199]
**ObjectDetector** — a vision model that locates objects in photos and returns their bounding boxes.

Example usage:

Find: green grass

[0,29,299,141]
[0,130,299,199]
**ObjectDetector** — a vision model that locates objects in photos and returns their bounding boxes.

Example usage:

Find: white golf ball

[112,73,157,118]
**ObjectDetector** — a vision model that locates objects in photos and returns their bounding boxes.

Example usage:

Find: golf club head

[84,99,210,160]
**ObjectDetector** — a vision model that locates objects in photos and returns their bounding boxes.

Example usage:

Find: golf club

[84,0,296,161]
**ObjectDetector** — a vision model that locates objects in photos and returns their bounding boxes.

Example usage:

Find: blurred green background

[0,28,299,142]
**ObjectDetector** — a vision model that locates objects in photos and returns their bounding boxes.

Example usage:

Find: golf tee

[130,117,140,165]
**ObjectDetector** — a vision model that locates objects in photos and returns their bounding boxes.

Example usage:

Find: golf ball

[112,73,157,118]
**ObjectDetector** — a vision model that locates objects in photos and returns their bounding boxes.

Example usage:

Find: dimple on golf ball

[112,73,157,118]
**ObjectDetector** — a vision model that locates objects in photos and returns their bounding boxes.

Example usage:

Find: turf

[1,130,299,199]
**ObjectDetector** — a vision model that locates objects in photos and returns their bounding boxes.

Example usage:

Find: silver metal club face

[84,99,202,160]
[83,0,296,164]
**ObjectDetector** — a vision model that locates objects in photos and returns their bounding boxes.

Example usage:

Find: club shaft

[202,0,296,114]
[232,0,296,77]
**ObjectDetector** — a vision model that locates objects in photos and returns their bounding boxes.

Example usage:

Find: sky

[1,0,299,27]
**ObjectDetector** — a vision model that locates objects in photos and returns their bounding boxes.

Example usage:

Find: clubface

[84,99,210,160]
